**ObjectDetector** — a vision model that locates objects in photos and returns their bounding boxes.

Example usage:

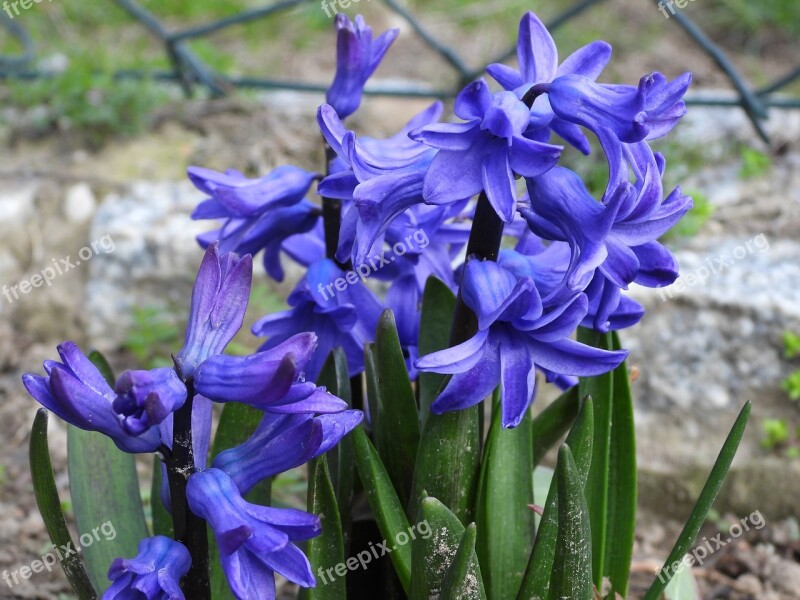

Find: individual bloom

[415,260,627,428]
[487,11,613,153]
[410,79,562,222]
[189,165,320,281]
[187,468,320,600]
[326,14,399,119]
[252,259,382,379]
[546,70,692,144]
[580,271,646,333]
[213,410,363,495]
[174,243,252,379]
[22,342,161,453]
[194,332,348,414]
[103,536,191,600]
[112,368,187,435]
[317,102,442,265]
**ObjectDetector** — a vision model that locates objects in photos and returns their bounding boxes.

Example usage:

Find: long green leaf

[440,523,487,600]
[409,406,481,525]
[531,386,581,467]
[209,401,271,600]
[642,402,751,600]
[518,396,594,600]
[578,328,613,590]
[67,426,149,593]
[410,496,484,600]
[30,409,97,600]
[303,455,346,600]
[475,395,534,600]
[316,349,355,554]
[548,445,593,600]
[371,310,420,504]
[418,277,457,425]
[603,331,637,597]
[68,351,148,594]
[352,426,412,593]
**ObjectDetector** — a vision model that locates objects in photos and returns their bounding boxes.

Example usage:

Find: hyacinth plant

[25,11,752,600]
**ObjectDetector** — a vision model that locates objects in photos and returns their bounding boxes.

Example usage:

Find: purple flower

[213,410,362,495]
[252,259,382,379]
[410,79,562,222]
[487,11,613,153]
[326,14,399,119]
[546,71,692,144]
[415,259,627,427]
[186,468,320,599]
[189,166,320,282]
[174,244,252,379]
[112,368,187,435]
[194,332,348,413]
[317,102,442,265]
[22,342,161,453]
[103,536,190,600]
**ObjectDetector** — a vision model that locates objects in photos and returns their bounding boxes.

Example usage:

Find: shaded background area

[0,0,799,598]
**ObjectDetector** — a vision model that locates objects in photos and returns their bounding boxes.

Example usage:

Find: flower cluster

[189,12,691,427]
[23,11,692,599]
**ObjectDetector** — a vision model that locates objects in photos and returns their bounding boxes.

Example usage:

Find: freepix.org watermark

[317,229,430,301]
[2,521,117,588]
[318,520,432,585]
[2,234,115,304]
[321,0,370,18]
[657,0,697,19]
[2,0,54,20]
[658,510,766,583]
[657,233,769,302]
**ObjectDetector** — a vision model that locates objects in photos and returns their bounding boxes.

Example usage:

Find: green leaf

[302,455,346,600]
[315,349,355,554]
[418,276,457,425]
[531,386,581,467]
[352,426,412,593]
[440,523,487,600]
[642,402,751,600]
[371,310,420,504]
[519,396,594,600]
[578,328,613,591]
[209,402,271,600]
[30,409,97,600]
[410,496,484,600]
[548,445,593,600]
[601,331,637,597]
[87,350,115,386]
[409,406,481,525]
[150,456,173,537]
[67,426,149,594]
[475,394,534,600]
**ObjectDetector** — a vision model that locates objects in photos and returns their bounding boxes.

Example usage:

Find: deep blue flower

[187,468,320,600]
[112,368,187,435]
[326,14,399,119]
[190,166,320,282]
[174,243,252,379]
[22,342,161,453]
[415,259,627,427]
[317,101,442,265]
[194,332,348,413]
[213,410,362,495]
[103,536,191,600]
[410,79,562,222]
[487,11,613,154]
[252,259,382,379]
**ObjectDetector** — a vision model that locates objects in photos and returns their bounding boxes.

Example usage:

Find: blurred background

[0,0,799,598]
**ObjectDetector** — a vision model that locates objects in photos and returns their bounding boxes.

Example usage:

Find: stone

[63,183,96,224]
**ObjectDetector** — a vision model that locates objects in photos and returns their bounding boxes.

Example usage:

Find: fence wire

[1,0,798,143]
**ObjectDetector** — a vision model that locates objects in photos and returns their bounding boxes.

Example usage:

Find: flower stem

[449,191,505,345]
[166,382,210,599]
[321,141,350,270]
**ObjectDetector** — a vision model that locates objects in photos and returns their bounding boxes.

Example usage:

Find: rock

[63,183,96,224]
[85,181,210,351]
